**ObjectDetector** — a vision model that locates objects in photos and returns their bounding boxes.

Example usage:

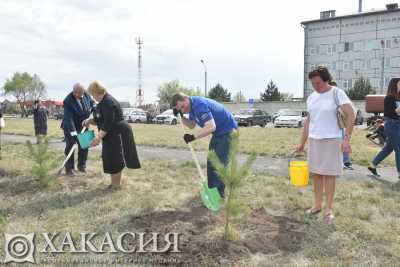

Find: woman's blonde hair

[88,80,107,95]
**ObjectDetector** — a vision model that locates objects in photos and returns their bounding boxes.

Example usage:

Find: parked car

[272,109,291,123]
[234,109,271,127]
[354,109,364,125]
[274,110,307,128]
[129,110,147,123]
[123,108,146,123]
[154,109,178,125]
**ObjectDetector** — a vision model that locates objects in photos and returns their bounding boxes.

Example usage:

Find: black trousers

[64,135,88,171]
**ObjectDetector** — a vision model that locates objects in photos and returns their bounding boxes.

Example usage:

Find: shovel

[178,114,221,212]
[57,127,89,175]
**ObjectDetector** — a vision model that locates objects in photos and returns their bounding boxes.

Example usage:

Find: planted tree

[260,80,283,101]
[208,132,257,241]
[26,137,60,188]
[208,83,231,102]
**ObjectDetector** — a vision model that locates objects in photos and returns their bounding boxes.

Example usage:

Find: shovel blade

[200,182,221,212]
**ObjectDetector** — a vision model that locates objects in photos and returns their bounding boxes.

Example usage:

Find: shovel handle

[57,126,87,174]
[178,115,206,181]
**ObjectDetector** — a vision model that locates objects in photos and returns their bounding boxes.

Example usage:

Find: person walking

[368,78,400,179]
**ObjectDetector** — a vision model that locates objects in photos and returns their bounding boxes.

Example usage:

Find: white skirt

[308,138,343,176]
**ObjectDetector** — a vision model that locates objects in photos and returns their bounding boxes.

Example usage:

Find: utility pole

[380,40,385,94]
[200,59,207,97]
[135,37,144,107]
[358,0,362,13]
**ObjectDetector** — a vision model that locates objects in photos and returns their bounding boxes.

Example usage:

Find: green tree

[26,138,60,188]
[3,72,47,117]
[208,83,231,102]
[347,77,375,100]
[208,132,257,241]
[260,80,283,101]
[157,80,201,105]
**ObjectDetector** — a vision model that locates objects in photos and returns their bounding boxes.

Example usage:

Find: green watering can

[77,130,95,149]
[178,115,221,212]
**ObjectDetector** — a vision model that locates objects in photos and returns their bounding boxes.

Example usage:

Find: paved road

[2,134,398,183]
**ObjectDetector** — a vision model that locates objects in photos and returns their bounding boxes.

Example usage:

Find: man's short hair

[171,92,188,107]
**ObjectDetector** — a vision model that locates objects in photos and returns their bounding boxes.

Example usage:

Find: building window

[327,44,336,55]
[385,39,392,49]
[366,59,372,69]
[385,77,392,87]
[391,56,400,68]
[310,47,316,55]
[343,79,352,90]
[385,57,391,68]
[343,61,351,71]
[371,78,380,88]
[353,59,364,70]
[354,40,365,51]
[344,42,353,52]
[310,64,316,71]
[366,40,378,50]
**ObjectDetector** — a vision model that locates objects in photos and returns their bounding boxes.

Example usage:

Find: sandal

[306,207,321,215]
[324,212,335,224]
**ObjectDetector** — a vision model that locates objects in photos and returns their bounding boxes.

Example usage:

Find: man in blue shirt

[171,93,238,197]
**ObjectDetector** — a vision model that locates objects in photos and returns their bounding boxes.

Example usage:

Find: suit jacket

[62,92,94,135]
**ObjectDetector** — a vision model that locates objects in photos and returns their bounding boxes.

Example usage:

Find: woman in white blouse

[297,66,355,223]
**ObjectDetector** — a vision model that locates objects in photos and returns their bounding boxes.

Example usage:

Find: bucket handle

[287,151,307,166]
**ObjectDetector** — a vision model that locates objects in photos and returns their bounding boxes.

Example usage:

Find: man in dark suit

[62,83,95,176]
[32,99,48,144]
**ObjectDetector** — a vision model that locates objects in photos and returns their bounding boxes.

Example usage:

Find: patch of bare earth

[119,201,305,266]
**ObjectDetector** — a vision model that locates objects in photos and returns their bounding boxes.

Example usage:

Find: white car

[274,110,307,128]
[154,109,178,125]
[123,108,147,123]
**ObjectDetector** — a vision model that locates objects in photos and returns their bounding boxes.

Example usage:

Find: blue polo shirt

[189,96,237,136]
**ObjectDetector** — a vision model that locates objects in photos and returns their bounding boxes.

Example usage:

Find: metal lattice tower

[135,37,144,107]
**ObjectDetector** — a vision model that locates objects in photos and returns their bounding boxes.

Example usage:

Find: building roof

[301,7,400,25]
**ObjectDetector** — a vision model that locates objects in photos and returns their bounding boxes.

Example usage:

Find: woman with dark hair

[297,66,355,223]
[368,78,400,178]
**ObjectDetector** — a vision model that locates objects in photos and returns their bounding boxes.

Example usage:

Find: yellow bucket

[289,160,309,187]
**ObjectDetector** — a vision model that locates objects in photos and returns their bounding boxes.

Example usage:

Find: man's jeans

[372,118,400,172]
[207,132,232,197]
[64,135,88,171]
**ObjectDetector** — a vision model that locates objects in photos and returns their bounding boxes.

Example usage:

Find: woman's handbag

[333,88,346,129]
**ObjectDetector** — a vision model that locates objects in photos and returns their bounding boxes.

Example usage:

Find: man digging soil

[171,93,238,198]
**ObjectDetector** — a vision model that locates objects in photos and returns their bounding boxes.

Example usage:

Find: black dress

[94,93,141,174]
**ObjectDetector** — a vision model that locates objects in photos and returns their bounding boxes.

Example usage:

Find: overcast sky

[0,0,395,104]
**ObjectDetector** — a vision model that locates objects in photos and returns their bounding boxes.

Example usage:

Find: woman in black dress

[84,81,141,189]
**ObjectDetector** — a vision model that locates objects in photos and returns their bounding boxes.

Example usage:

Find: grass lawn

[0,143,399,265]
[3,117,394,167]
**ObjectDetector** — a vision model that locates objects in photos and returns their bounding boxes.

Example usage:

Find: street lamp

[200,59,207,97]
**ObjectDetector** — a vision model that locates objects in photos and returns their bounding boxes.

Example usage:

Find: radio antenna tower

[135,37,144,107]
